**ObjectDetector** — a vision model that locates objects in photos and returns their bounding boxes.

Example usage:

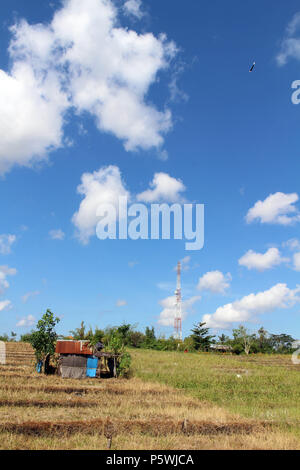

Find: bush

[117,352,132,378]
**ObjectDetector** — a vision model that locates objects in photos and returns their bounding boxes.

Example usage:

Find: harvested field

[0,357,299,450]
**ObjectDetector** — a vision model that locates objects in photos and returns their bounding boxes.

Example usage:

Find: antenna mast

[174,261,182,340]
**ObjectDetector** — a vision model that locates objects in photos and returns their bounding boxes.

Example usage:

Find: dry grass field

[0,346,299,450]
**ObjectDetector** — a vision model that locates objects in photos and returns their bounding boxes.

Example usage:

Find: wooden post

[107,437,112,449]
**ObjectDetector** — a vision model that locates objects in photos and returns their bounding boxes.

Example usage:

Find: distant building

[210,344,233,353]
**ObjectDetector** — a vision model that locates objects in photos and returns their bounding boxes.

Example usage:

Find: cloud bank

[203,283,300,329]
[0,0,177,174]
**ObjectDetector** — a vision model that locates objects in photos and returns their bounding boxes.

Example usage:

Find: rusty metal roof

[55,340,93,355]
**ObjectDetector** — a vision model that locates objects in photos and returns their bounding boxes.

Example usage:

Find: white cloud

[246,192,300,225]
[283,238,300,251]
[0,60,67,174]
[197,271,231,294]
[0,235,16,255]
[49,229,65,240]
[72,166,187,243]
[203,283,300,329]
[158,295,201,327]
[0,300,12,312]
[239,248,289,272]
[72,165,130,244]
[293,253,300,271]
[22,291,40,304]
[16,314,35,328]
[0,266,17,295]
[116,299,127,307]
[277,12,300,65]
[137,172,186,203]
[123,0,144,19]
[0,0,177,174]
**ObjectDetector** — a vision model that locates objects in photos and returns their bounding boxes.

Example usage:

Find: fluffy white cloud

[137,172,186,203]
[124,0,144,19]
[197,271,231,294]
[0,61,67,174]
[158,295,200,327]
[239,248,289,272]
[0,0,177,173]
[0,266,17,295]
[246,192,300,225]
[72,166,187,243]
[0,300,12,312]
[22,291,40,304]
[203,283,300,329]
[277,13,300,65]
[72,165,130,244]
[116,299,127,307]
[16,315,35,328]
[49,229,65,240]
[0,235,16,255]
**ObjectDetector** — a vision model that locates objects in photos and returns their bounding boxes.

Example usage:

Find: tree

[128,331,145,348]
[0,334,9,342]
[20,331,35,343]
[142,326,157,348]
[29,309,60,373]
[0,332,17,342]
[232,325,255,355]
[116,323,134,345]
[70,321,90,340]
[190,322,215,351]
[269,333,295,353]
[218,334,230,345]
[257,327,269,352]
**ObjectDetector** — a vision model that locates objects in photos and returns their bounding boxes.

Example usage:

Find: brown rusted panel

[55,341,93,355]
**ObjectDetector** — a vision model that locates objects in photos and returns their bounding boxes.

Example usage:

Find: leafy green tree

[190,322,215,351]
[256,327,270,353]
[0,332,18,342]
[20,331,35,343]
[181,335,196,352]
[69,321,90,340]
[105,330,132,377]
[232,325,256,355]
[218,334,230,345]
[0,333,9,342]
[142,326,157,348]
[269,333,295,353]
[28,309,60,372]
[91,327,105,345]
[128,331,145,348]
[116,323,135,345]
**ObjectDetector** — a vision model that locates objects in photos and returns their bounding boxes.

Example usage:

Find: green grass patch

[131,349,300,432]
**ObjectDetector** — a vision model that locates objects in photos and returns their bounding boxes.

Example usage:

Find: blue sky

[1,0,300,339]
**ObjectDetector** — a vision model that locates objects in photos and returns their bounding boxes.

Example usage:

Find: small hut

[56,340,120,379]
[210,344,233,353]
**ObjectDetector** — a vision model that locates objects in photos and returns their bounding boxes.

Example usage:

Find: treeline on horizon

[1,321,297,355]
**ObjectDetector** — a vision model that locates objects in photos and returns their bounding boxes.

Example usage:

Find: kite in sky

[249,61,256,72]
